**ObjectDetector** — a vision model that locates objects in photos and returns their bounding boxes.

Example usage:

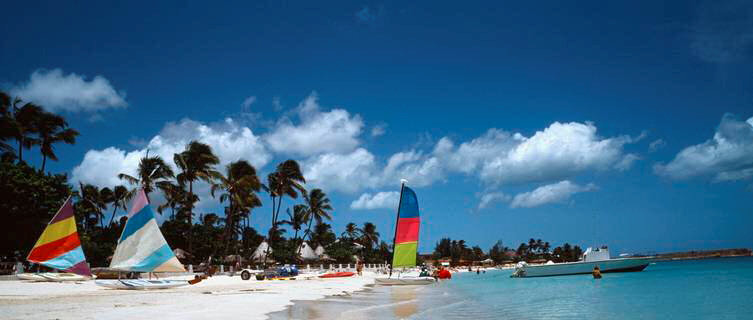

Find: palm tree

[11,101,43,163]
[118,154,175,200]
[280,205,307,246]
[157,182,186,220]
[359,222,380,249]
[107,185,130,226]
[341,222,362,240]
[78,183,111,229]
[36,112,79,171]
[264,160,305,265]
[0,92,16,159]
[211,160,262,254]
[299,189,332,250]
[174,141,220,252]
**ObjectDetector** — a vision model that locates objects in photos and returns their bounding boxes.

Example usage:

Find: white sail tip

[400,179,408,185]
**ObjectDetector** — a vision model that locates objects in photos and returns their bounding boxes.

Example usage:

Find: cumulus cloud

[302,120,636,197]
[10,69,127,112]
[510,181,596,208]
[71,118,271,210]
[350,191,400,210]
[654,114,753,181]
[435,122,636,185]
[265,93,364,156]
[477,192,511,210]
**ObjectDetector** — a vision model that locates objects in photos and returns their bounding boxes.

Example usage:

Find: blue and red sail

[392,186,420,268]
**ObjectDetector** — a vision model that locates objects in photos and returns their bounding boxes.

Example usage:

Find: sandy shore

[0,272,377,319]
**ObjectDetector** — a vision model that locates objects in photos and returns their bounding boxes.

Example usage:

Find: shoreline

[0,272,377,320]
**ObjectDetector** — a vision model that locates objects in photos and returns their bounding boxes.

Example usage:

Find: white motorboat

[511,246,652,278]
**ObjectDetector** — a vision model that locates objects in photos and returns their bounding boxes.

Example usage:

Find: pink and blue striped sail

[109,189,185,272]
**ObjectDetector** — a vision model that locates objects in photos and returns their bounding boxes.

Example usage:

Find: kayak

[318,272,355,278]
[95,279,189,290]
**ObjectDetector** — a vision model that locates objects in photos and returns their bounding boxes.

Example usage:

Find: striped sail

[392,186,420,268]
[27,196,92,277]
[110,189,185,272]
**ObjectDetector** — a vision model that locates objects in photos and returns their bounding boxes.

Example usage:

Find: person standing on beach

[356,261,363,276]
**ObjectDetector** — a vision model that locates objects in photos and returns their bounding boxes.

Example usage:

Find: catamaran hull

[95,279,189,290]
[375,277,436,285]
[17,273,89,282]
[512,258,651,278]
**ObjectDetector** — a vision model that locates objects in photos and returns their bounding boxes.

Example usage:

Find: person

[356,261,363,276]
[419,266,430,277]
[592,265,602,279]
[476,268,480,275]
[438,267,452,279]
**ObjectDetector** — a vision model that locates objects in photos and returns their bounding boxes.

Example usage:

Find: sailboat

[95,189,189,289]
[375,180,436,285]
[19,196,93,282]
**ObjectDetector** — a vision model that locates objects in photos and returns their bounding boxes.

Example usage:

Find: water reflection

[391,286,418,319]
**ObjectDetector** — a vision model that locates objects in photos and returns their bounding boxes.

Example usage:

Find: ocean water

[269,257,753,319]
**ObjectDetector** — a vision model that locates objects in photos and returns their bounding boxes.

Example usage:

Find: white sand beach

[0,273,377,320]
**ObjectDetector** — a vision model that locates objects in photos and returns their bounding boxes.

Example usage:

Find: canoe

[318,272,355,278]
[95,279,189,290]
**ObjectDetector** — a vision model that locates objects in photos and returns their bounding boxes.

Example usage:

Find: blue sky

[2,1,752,254]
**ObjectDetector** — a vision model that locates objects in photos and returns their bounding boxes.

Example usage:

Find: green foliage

[325,238,356,263]
[0,161,72,260]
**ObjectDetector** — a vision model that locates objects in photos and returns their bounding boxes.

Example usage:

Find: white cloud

[71,118,271,210]
[654,114,753,181]
[10,69,127,112]
[303,148,379,193]
[615,154,640,171]
[371,124,386,137]
[436,122,636,185]
[510,181,596,208]
[350,191,400,210]
[241,96,256,110]
[264,93,364,156]
[477,192,511,209]
[302,120,636,197]
[649,139,666,152]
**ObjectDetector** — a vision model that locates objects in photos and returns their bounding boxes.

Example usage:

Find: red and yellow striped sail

[392,186,420,268]
[27,196,91,276]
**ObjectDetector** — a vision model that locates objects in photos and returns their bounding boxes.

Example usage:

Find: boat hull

[318,272,355,278]
[375,276,436,285]
[513,258,651,278]
[17,272,89,282]
[95,279,189,290]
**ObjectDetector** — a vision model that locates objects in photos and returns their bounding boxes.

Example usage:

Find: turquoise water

[270,257,753,319]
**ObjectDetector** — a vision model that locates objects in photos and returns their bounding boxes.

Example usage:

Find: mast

[389,179,407,277]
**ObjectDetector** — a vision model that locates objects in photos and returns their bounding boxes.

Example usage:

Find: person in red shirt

[438,267,452,279]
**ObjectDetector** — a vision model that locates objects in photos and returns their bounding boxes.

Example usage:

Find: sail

[27,196,92,277]
[392,186,420,268]
[110,189,185,272]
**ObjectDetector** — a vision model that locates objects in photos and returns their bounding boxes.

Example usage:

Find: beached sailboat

[375,180,436,286]
[20,196,93,282]
[95,189,189,289]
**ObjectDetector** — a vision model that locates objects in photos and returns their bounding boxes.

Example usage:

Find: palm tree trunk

[108,204,118,226]
[188,181,193,252]
[41,154,47,172]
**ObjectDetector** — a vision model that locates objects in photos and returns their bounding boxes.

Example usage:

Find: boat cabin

[582,246,611,262]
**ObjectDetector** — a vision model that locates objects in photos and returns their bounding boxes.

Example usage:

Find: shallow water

[269,257,753,319]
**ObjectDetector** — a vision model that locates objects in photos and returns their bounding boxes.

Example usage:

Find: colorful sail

[27,196,92,277]
[110,189,185,272]
[392,186,420,268]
